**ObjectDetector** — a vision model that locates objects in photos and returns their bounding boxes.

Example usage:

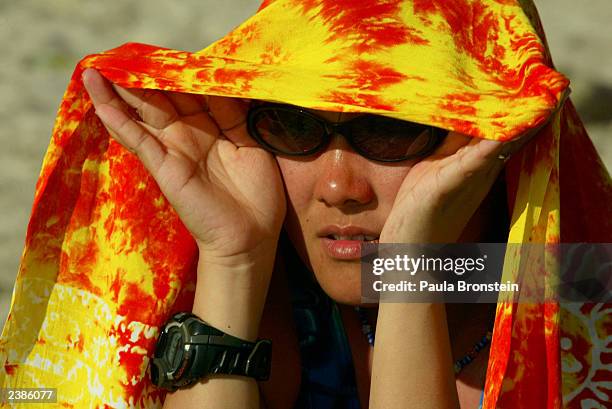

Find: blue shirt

[284,243,485,408]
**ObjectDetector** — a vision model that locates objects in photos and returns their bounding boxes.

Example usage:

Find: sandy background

[1,0,611,326]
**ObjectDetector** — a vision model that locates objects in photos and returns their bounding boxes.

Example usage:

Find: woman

[80,65,525,408]
[1,1,610,408]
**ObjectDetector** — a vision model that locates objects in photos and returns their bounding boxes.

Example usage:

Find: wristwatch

[149,312,272,390]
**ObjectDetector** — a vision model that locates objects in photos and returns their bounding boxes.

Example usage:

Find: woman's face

[275,110,425,304]
[276,109,495,305]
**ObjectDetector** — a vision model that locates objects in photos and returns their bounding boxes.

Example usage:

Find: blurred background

[0,0,611,326]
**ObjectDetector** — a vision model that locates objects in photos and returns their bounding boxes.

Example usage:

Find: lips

[329,234,379,241]
[318,225,380,260]
[317,225,381,241]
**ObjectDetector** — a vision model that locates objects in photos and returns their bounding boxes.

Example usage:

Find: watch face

[151,315,198,390]
[166,330,184,372]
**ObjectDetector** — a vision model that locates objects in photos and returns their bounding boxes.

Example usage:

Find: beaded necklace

[354,306,493,375]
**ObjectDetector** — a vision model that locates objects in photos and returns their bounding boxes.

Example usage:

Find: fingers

[433,124,543,169]
[166,91,208,116]
[429,128,544,214]
[83,68,224,162]
[111,85,180,130]
[82,68,127,112]
[431,131,472,157]
[208,96,259,147]
[431,135,504,198]
[434,123,551,198]
[94,103,166,173]
[430,131,506,166]
[110,86,210,129]
[84,69,263,169]
[457,138,505,177]
[83,68,166,174]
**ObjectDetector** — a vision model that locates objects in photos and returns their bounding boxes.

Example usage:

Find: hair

[478,169,510,243]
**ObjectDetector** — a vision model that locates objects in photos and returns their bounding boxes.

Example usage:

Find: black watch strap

[150,312,272,390]
[193,336,272,379]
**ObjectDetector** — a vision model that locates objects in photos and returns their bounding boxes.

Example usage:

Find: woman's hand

[82,69,285,406]
[82,69,286,267]
[380,131,531,243]
[372,130,536,408]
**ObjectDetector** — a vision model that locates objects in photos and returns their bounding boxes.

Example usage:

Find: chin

[310,258,364,306]
[286,228,373,306]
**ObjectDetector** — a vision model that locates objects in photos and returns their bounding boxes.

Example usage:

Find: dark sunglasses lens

[348,116,437,160]
[252,109,325,154]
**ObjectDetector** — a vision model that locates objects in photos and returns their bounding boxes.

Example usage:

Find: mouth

[325,234,380,243]
[317,225,381,242]
[318,225,381,260]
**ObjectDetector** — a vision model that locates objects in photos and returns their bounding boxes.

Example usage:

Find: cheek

[370,166,411,206]
[276,157,313,212]
[357,163,413,222]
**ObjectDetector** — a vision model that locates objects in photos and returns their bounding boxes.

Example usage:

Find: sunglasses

[246,103,448,162]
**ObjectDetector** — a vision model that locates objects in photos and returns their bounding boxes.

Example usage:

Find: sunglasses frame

[246,103,447,163]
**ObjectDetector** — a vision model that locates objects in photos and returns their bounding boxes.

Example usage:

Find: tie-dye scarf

[1,1,610,407]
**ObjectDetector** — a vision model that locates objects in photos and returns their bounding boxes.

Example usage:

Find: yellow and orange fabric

[1,0,610,408]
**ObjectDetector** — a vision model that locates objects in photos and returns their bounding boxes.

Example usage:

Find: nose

[313,135,375,209]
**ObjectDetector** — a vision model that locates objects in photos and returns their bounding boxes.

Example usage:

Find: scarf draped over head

[1,1,610,408]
